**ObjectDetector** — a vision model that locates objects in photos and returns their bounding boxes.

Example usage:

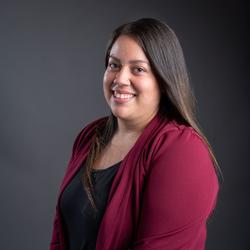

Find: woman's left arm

[132,128,219,250]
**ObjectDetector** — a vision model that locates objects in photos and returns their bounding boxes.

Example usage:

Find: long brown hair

[82,18,221,211]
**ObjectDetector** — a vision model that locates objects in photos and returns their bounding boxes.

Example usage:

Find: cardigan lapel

[96,113,169,250]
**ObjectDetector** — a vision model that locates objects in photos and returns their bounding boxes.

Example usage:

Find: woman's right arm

[49,117,107,249]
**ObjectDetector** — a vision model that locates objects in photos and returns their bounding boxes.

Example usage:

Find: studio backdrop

[0,1,248,249]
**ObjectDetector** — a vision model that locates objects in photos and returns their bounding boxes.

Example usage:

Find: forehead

[109,35,148,62]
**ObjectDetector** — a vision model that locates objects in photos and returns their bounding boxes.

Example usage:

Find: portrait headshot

[0,1,248,250]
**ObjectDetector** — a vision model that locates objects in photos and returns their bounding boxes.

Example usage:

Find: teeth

[113,91,135,99]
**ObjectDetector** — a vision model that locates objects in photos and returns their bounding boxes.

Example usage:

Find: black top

[60,161,121,250]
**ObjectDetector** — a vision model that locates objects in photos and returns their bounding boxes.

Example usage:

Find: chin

[111,109,133,120]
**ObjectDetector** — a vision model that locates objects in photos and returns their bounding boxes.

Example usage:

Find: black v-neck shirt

[60,161,121,250]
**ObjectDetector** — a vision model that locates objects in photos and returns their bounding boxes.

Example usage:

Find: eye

[133,67,146,73]
[108,62,119,70]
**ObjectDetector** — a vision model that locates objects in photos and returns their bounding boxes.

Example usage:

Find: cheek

[103,71,113,89]
[103,71,108,86]
[103,72,114,101]
[138,80,160,99]
[103,73,109,91]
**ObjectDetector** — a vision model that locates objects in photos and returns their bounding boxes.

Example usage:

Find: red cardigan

[50,113,219,250]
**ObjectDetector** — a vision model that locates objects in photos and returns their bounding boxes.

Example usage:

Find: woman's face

[103,35,161,123]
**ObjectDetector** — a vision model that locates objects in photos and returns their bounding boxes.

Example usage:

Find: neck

[115,112,158,139]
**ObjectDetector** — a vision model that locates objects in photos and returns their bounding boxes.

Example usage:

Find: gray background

[0,0,249,249]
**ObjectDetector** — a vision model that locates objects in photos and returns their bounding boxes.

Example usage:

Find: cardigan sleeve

[50,117,108,250]
[49,126,88,250]
[132,127,219,250]
[50,207,61,250]
[49,137,81,250]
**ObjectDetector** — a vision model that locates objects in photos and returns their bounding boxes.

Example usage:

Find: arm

[49,117,107,249]
[49,126,86,249]
[132,127,219,250]
[50,207,61,250]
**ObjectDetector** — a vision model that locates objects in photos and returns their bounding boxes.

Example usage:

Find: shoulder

[150,119,214,171]
[154,120,209,154]
[72,116,108,153]
[159,119,204,144]
[78,116,108,136]
[148,120,218,198]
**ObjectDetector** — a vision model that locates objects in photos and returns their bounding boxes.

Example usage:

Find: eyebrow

[109,55,149,65]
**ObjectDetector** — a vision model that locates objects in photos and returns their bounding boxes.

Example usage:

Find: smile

[114,92,135,99]
[112,91,136,103]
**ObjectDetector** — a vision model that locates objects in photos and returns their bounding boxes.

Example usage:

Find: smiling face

[103,35,161,124]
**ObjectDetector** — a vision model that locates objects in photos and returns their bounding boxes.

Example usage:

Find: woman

[50,18,219,250]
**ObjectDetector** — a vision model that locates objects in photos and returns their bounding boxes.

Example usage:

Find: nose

[113,67,131,86]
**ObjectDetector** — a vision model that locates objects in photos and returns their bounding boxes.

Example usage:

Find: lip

[111,89,137,95]
[111,91,136,104]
